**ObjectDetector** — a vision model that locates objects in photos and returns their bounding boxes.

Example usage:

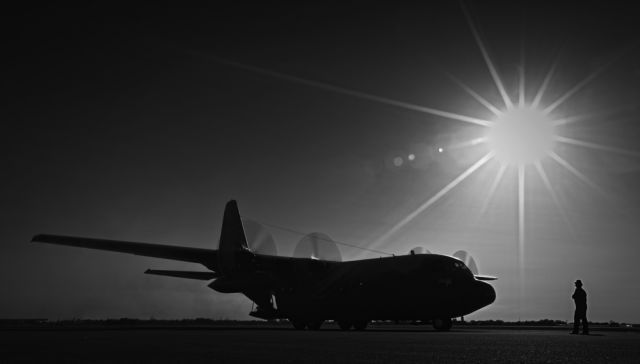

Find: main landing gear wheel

[307,320,324,330]
[353,320,369,331]
[291,319,306,330]
[433,318,452,331]
[337,320,352,331]
[290,319,324,330]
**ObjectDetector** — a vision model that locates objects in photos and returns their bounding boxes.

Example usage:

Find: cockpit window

[453,261,473,277]
[422,259,473,277]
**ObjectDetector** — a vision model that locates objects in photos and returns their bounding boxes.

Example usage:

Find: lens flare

[487,107,556,166]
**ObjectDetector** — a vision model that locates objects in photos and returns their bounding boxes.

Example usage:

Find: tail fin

[218,200,251,275]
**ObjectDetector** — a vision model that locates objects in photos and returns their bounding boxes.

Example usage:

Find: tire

[353,320,368,331]
[433,318,452,331]
[291,319,306,330]
[337,320,352,331]
[307,320,324,330]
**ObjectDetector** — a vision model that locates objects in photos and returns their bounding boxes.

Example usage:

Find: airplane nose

[476,281,496,306]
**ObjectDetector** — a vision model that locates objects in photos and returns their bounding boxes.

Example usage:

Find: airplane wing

[144,269,219,280]
[31,234,218,269]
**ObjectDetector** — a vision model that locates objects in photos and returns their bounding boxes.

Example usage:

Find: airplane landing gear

[336,320,368,331]
[290,318,324,330]
[337,320,352,331]
[291,319,306,330]
[433,318,452,331]
[307,320,324,330]
[353,320,368,331]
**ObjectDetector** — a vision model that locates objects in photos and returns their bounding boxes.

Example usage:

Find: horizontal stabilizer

[475,275,497,281]
[144,269,219,280]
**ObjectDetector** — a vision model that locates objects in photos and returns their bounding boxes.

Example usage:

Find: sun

[363,5,638,255]
[487,106,556,166]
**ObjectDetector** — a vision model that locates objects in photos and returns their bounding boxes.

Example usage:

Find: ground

[1,324,638,363]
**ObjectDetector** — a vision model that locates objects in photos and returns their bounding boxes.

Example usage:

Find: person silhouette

[571,279,589,335]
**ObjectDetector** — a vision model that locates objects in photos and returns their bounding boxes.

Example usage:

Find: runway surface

[1,324,639,363]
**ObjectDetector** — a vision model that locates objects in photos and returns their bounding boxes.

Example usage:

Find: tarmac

[1,324,639,363]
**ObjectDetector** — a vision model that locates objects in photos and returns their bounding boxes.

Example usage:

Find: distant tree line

[0,318,637,328]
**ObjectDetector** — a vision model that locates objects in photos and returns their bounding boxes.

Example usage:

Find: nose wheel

[433,318,452,331]
[353,320,368,331]
[336,320,369,331]
[337,320,352,331]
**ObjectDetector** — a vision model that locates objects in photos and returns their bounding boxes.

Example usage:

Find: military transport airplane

[32,200,496,331]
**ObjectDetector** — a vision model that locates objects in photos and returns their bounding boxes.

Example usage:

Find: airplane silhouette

[32,200,496,331]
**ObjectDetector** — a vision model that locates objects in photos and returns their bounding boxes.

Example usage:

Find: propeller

[452,250,497,280]
[293,232,342,262]
[452,250,478,275]
[241,218,278,256]
[410,246,431,255]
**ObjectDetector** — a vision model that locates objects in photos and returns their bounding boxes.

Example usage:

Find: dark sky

[3,1,640,322]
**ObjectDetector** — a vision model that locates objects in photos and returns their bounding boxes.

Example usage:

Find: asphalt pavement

[1,325,638,363]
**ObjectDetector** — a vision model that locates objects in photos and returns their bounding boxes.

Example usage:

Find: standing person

[571,279,589,335]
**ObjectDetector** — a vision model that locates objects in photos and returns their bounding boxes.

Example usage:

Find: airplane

[32,200,496,331]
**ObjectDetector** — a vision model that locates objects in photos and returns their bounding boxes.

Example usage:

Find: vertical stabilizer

[218,200,250,275]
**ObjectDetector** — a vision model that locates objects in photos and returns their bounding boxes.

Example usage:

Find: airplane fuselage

[236,253,495,322]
